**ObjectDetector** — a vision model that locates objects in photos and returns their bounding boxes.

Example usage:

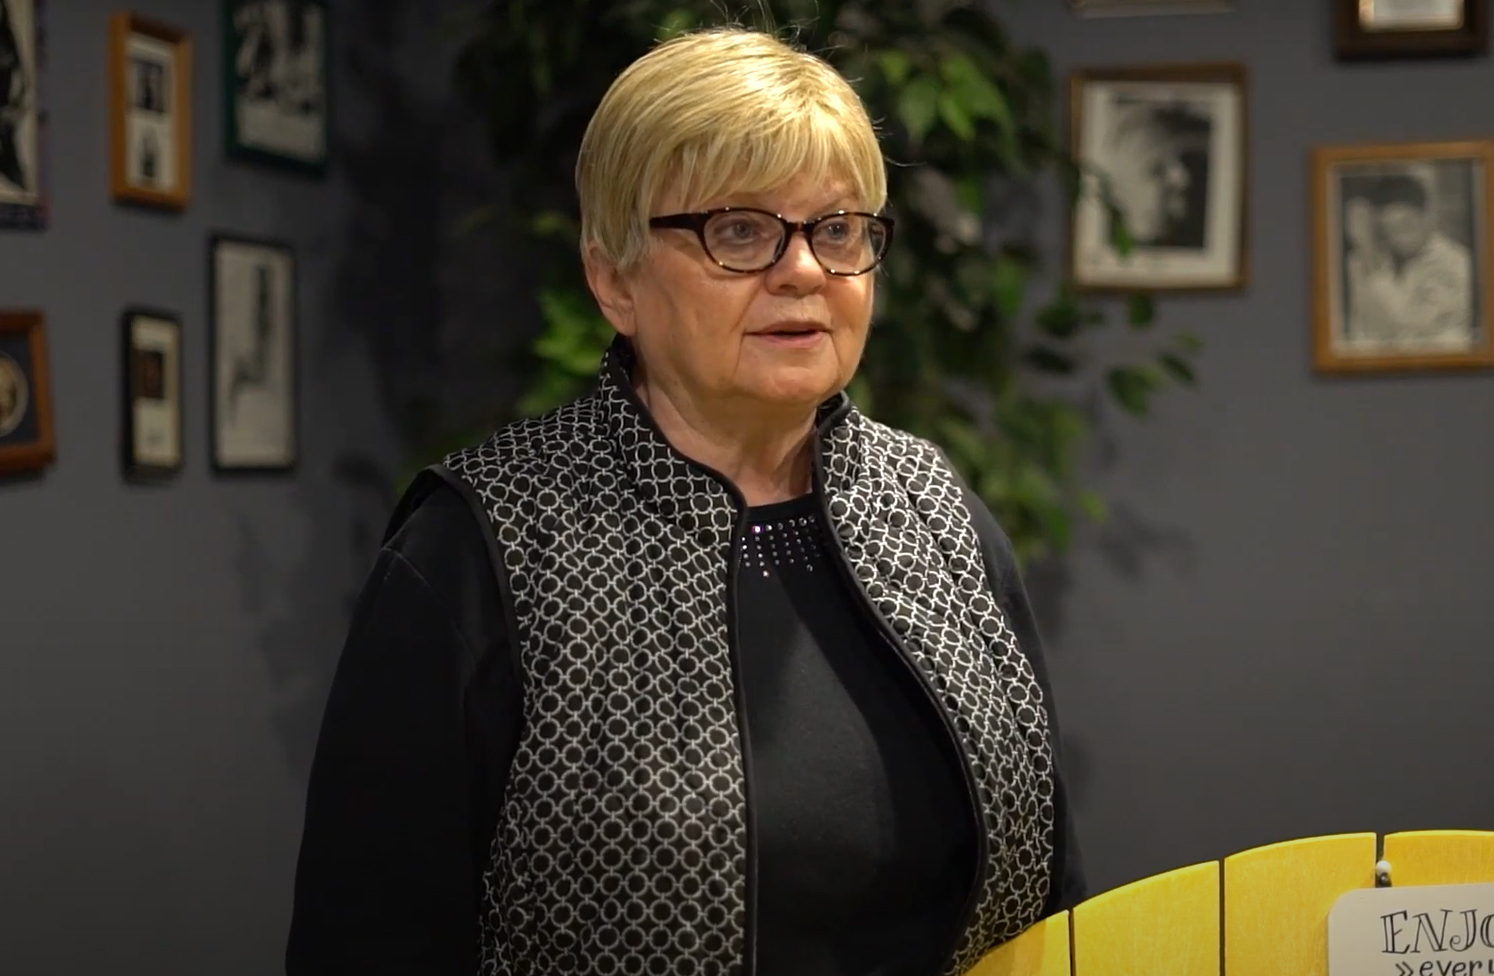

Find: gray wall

[0,1,504,973]
[4,0,1492,973]
[999,0,1494,895]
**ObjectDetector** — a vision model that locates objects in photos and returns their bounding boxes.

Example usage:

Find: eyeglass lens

[702,211,887,273]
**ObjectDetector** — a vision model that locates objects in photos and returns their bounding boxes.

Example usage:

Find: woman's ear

[583,243,637,338]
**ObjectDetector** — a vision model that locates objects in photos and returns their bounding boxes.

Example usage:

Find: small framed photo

[109,13,191,210]
[0,0,48,231]
[1069,62,1249,292]
[1071,0,1234,15]
[210,233,297,472]
[122,307,184,479]
[223,0,329,174]
[0,309,54,475]
[1335,0,1487,59]
[1312,140,1494,374]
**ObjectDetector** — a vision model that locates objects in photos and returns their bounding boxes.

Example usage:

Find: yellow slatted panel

[1382,830,1494,887]
[1223,832,1376,976]
[964,911,1071,976]
[1071,860,1220,976]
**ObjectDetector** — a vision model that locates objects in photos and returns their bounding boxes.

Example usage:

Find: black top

[285,479,1085,976]
[734,495,976,976]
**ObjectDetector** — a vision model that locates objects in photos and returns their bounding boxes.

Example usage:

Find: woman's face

[589,174,876,417]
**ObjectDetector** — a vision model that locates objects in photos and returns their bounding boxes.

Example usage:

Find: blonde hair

[576,27,887,270]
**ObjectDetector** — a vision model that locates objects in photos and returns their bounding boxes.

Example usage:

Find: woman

[287,26,1085,976]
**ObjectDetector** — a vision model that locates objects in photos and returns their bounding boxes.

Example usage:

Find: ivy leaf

[1175,331,1204,354]
[898,77,939,144]
[1127,292,1154,329]
[878,50,911,88]
[1107,365,1162,416]
[1159,352,1197,385]
[991,258,1026,318]
[1023,346,1077,375]
[655,9,695,40]
[1078,490,1109,522]
[937,92,976,141]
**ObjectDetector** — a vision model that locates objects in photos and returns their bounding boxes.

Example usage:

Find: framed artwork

[209,233,297,472]
[1069,62,1249,292]
[0,309,54,475]
[223,0,329,174]
[1311,140,1494,374]
[109,13,191,210]
[0,0,47,230]
[122,307,183,479]
[1071,0,1234,15]
[1335,0,1487,59]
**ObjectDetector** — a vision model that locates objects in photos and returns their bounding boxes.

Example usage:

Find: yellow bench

[967,830,1494,976]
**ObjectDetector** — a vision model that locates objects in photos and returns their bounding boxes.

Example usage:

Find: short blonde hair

[576,27,887,270]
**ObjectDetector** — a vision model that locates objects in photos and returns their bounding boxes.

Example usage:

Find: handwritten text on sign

[1330,883,1494,976]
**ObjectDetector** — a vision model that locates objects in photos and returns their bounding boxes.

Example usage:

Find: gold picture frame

[109,12,191,210]
[1311,139,1494,374]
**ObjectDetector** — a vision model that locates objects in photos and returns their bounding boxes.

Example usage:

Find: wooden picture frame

[109,12,191,210]
[0,0,49,231]
[1311,139,1494,374]
[209,232,298,473]
[223,0,330,175]
[122,306,184,480]
[1068,62,1249,293]
[0,309,55,475]
[1335,0,1488,59]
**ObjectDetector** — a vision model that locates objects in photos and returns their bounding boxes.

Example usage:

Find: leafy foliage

[447,0,1200,565]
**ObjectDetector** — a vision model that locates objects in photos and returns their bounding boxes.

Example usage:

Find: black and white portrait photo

[124,40,176,191]
[226,0,328,171]
[1315,142,1494,372]
[109,14,189,209]
[211,234,297,472]
[0,348,28,438]
[0,0,41,224]
[1070,64,1247,291]
[123,309,183,478]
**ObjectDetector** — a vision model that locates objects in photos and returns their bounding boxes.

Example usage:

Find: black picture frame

[0,0,49,231]
[1335,0,1488,59]
[208,231,299,474]
[222,0,330,175]
[121,306,185,481]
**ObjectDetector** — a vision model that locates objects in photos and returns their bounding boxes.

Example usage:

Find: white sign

[1330,883,1494,976]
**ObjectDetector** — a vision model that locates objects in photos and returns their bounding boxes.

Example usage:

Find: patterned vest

[442,340,1055,976]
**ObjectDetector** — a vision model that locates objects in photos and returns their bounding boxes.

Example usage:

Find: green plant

[446,0,1200,566]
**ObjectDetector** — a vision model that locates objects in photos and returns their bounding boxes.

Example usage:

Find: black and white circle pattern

[444,341,1054,976]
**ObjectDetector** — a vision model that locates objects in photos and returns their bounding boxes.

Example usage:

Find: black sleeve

[956,484,1089,916]
[285,476,522,976]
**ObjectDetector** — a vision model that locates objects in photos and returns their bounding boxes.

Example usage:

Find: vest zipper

[809,452,986,974]
[724,505,759,976]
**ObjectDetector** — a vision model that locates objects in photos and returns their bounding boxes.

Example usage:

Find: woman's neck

[634,376,816,507]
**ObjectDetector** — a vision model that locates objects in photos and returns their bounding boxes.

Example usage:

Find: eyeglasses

[648,207,895,276]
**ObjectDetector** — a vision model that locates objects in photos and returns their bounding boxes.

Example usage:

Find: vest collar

[595,335,856,538]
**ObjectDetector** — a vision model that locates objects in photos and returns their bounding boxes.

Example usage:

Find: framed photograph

[122,307,183,479]
[1071,0,1234,15]
[109,13,191,209]
[1069,62,1249,292]
[0,0,47,230]
[210,233,297,472]
[1335,0,1487,59]
[0,309,54,475]
[223,0,329,174]
[1312,140,1494,374]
